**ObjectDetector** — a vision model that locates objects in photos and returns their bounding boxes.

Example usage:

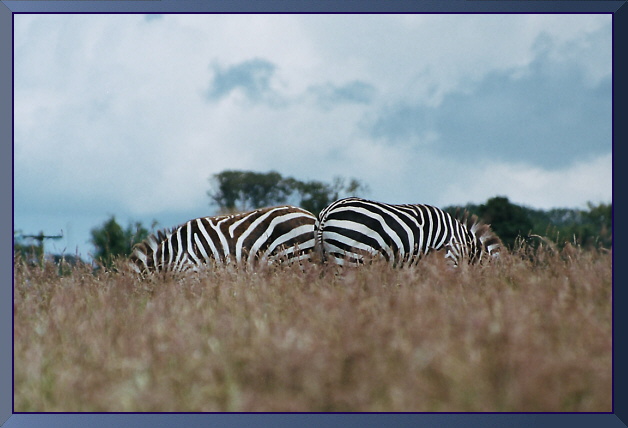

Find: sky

[13,14,612,260]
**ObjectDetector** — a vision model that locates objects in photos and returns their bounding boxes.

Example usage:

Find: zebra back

[315,197,502,267]
[130,205,317,274]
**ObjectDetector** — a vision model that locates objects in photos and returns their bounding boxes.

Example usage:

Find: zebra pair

[130,197,502,274]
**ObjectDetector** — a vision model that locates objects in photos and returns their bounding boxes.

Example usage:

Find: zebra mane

[130,228,170,262]
[453,208,502,256]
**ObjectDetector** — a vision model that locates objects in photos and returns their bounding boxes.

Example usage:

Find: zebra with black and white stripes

[314,197,501,267]
[130,205,317,274]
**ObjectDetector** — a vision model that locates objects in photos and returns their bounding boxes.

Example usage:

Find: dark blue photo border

[3,1,625,427]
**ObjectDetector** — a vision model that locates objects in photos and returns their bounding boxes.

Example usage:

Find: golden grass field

[14,242,612,412]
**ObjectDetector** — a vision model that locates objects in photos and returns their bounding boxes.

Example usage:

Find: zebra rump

[314,197,502,267]
[130,205,317,274]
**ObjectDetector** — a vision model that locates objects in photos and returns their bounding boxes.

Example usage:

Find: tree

[288,176,369,215]
[553,202,612,249]
[291,179,336,215]
[91,216,149,268]
[208,170,292,212]
[475,196,534,249]
[208,170,368,216]
[585,202,612,248]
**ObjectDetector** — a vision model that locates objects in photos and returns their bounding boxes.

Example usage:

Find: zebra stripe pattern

[315,197,502,267]
[130,205,316,274]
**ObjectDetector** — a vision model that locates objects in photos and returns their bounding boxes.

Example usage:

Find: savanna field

[14,243,612,412]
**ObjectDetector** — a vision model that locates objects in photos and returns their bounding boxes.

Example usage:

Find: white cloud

[438,153,612,210]
[13,14,612,258]
[305,14,612,107]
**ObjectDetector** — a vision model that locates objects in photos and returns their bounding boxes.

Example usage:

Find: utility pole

[17,231,63,260]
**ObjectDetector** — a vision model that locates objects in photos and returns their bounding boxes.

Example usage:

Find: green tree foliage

[208,170,292,211]
[538,202,612,249]
[288,176,369,215]
[446,196,612,250]
[208,170,368,215]
[90,216,149,268]
[476,196,534,249]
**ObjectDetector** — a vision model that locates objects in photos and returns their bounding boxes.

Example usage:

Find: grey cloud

[206,58,281,105]
[205,59,377,110]
[308,80,377,110]
[364,40,611,169]
[367,103,435,144]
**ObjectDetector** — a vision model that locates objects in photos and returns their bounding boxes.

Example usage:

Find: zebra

[130,205,317,274]
[314,197,502,267]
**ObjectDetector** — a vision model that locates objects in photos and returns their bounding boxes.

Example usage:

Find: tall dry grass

[14,243,612,412]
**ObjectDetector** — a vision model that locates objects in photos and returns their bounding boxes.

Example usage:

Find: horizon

[14,14,612,259]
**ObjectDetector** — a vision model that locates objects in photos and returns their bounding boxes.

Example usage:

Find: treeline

[444,196,612,250]
[14,170,611,269]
